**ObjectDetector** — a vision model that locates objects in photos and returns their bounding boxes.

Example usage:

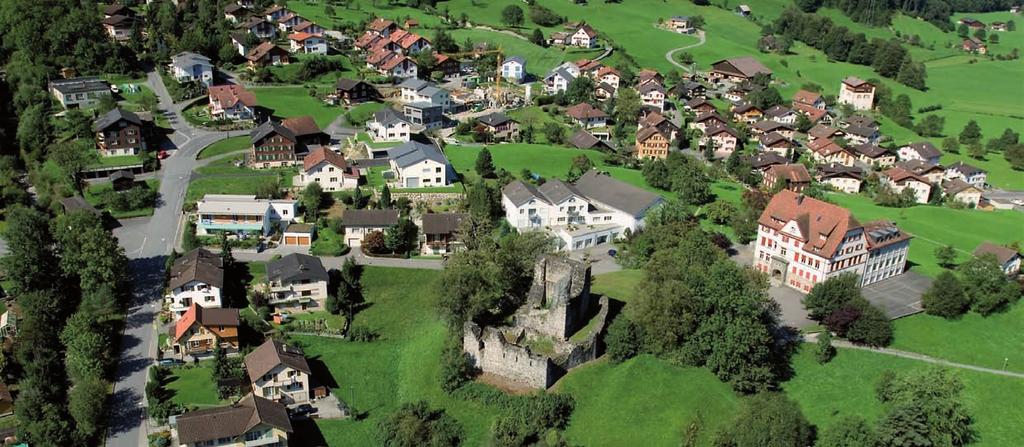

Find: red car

[157,150,169,160]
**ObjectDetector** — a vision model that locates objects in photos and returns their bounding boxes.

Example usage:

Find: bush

[348,325,379,342]
[845,303,892,346]
[605,315,645,363]
[815,331,836,364]
[921,271,969,318]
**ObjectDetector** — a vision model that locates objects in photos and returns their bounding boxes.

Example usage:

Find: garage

[405,177,419,188]
[282,223,314,247]
[283,235,311,246]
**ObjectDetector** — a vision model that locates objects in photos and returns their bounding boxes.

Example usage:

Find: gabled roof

[842,76,872,88]
[267,253,328,284]
[573,170,663,217]
[503,55,525,66]
[245,339,311,381]
[502,181,545,207]
[759,131,792,147]
[104,3,131,16]
[817,162,863,179]
[808,124,843,140]
[695,112,726,124]
[287,31,320,42]
[367,17,396,32]
[747,152,788,169]
[293,21,318,33]
[568,129,611,150]
[303,147,348,172]
[169,248,224,291]
[900,141,942,159]
[759,189,861,258]
[636,125,669,143]
[973,242,1021,265]
[767,163,811,183]
[171,51,212,68]
[281,115,321,138]
[247,42,286,61]
[343,209,399,227]
[807,138,847,157]
[174,304,239,342]
[763,105,795,119]
[711,56,772,78]
[94,108,141,132]
[943,178,979,195]
[752,119,792,132]
[538,179,585,204]
[733,103,762,114]
[478,112,516,127]
[792,89,822,105]
[336,78,372,91]
[895,159,944,175]
[882,167,930,184]
[686,98,714,110]
[565,103,607,120]
[845,115,877,129]
[851,143,889,158]
[380,54,413,71]
[372,108,408,126]
[387,141,448,168]
[209,84,257,109]
[947,161,985,176]
[706,125,739,139]
[844,124,877,138]
[102,14,135,27]
[175,394,292,444]
[422,213,468,235]
[574,24,598,38]
[250,121,295,145]
[639,111,677,130]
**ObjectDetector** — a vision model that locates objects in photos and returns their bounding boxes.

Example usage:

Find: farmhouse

[387,141,452,188]
[851,143,896,168]
[342,209,399,247]
[763,105,798,125]
[896,160,945,184]
[880,167,932,204]
[669,16,695,33]
[570,24,599,48]
[751,120,795,139]
[102,14,137,42]
[298,147,359,192]
[264,253,329,312]
[208,84,257,121]
[569,129,614,151]
[703,125,740,155]
[245,339,312,404]
[94,108,147,157]
[223,3,248,23]
[763,163,811,192]
[639,82,667,111]
[709,56,772,84]
[334,78,379,104]
[195,194,296,236]
[753,190,912,292]
[731,103,763,124]
[433,54,460,79]
[963,37,987,54]
[49,76,111,109]
[670,80,706,100]
[843,124,881,146]
[635,126,672,160]
[837,77,875,111]
[685,98,717,115]
[638,111,679,140]
[792,89,825,110]
[501,171,663,251]
[167,248,225,318]
[758,132,794,156]
[246,42,290,68]
[691,112,727,132]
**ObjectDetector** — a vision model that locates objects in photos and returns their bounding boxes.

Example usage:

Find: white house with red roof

[207,84,257,120]
[297,147,360,192]
[570,24,599,48]
[288,32,327,54]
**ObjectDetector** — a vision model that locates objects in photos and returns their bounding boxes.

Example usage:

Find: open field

[84,179,160,219]
[828,193,1024,277]
[892,303,1024,373]
[448,29,604,76]
[196,136,249,160]
[252,87,346,127]
[591,269,643,303]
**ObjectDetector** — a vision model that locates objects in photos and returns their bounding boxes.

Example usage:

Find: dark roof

[169,248,224,290]
[250,121,295,145]
[759,131,791,147]
[245,339,312,381]
[538,179,585,204]
[60,196,101,216]
[767,163,811,184]
[973,242,1021,265]
[845,115,877,129]
[862,220,913,251]
[281,115,321,138]
[94,108,142,132]
[948,161,985,176]
[502,181,543,207]
[478,112,515,127]
[817,162,863,179]
[49,76,110,95]
[387,141,447,169]
[336,78,371,91]
[568,129,610,150]
[747,152,788,169]
[175,394,292,444]
[711,56,772,78]
[373,107,408,126]
[343,209,399,227]
[901,141,941,159]
[110,169,135,182]
[844,124,877,138]
[267,253,328,284]
[422,213,468,235]
[573,171,663,217]
[852,143,888,158]
[942,178,977,195]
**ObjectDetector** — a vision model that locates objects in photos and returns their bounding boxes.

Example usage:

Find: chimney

[795,194,805,205]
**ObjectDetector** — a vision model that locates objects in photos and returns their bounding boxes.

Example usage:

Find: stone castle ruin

[463,256,610,389]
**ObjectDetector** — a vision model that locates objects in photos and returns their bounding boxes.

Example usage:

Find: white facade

[753,223,867,293]
[821,176,862,194]
[169,54,214,86]
[168,280,222,317]
[570,28,597,48]
[289,35,327,54]
[861,238,910,286]
[390,158,449,188]
[266,279,328,312]
[641,90,665,111]
[196,194,297,236]
[298,161,359,192]
[945,165,987,188]
[882,176,931,204]
[399,83,451,112]
[366,118,410,142]
[501,60,525,83]
[838,81,875,111]
[344,225,389,247]
[253,364,310,404]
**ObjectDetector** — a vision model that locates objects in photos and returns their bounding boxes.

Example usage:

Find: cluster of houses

[547,23,601,49]
[957,17,1013,54]
[227,2,330,66]
[354,18,432,78]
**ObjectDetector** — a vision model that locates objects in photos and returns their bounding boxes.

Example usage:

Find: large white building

[166,248,224,318]
[837,76,875,111]
[366,108,411,142]
[387,141,451,188]
[298,147,360,192]
[169,52,214,86]
[753,190,912,292]
[501,171,663,251]
[195,194,297,236]
[397,78,451,112]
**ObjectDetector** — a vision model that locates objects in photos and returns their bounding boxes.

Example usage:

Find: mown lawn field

[197,136,249,160]
[892,303,1024,373]
[591,269,643,303]
[827,192,1024,277]
[252,86,346,127]
[84,179,160,219]
[166,361,225,409]
[448,29,604,76]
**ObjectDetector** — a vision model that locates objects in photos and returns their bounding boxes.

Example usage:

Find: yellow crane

[443,47,507,107]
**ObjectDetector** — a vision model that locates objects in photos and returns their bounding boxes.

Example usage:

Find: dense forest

[795,0,1018,30]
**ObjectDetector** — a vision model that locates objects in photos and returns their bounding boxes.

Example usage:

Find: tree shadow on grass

[290,418,329,447]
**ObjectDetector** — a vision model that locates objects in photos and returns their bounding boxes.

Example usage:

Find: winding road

[664,29,707,71]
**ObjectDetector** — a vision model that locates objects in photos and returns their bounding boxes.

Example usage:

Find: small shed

[110,169,136,191]
[283,223,314,246]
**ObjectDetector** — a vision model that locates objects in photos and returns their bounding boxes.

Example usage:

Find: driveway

[862,272,931,319]
[233,250,444,270]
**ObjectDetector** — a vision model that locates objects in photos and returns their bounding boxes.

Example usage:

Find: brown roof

[565,103,607,120]
[174,304,240,342]
[862,220,913,251]
[792,89,821,106]
[794,103,828,122]
[973,242,1021,265]
[293,21,317,33]
[817,162,863,180]
[895,159,944,175]
[808,124,843,140]
[767,163,811,183]
[381,54,412,71]
[288,31,318,42]
[842,77,872,88]
[422,213,468,235]
[367,17,395,32]
[807,138,846,156]
[175,394,292,444]
[281,115,321,137]
[882,167,930,184]
[706,125,739,139]
[636,125,669,143]
[901,141,941,159]
[303,147,348,172]
[209,85,257,109]
[695,112,726,124]
[852,143,888,158]
[711,56,772,78]
[942,178,978,195]
[569,129,610,150]
[343,209,399,227]
[575,24,598,38]
[247,41,286,62]
[747,152,789,169]
[759,189,861,259]
[169,248,224,291]
[759,131,792,147]
[245,339,311,381]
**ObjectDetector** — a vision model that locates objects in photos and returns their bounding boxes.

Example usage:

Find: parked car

[290,404,317,416]
[157,358,183,367]
[157,150,169,159]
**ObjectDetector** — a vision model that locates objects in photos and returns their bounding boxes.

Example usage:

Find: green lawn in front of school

[251,86,346,128]
[892,302,1024,373]
[197,136,250,160]
[827,192,1024,277]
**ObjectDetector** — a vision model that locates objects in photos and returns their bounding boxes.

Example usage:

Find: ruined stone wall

[463,323,554,389]
[519,256,592,340]
[555,296,611,371]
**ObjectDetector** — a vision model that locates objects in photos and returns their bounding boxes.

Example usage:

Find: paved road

[234,249,445,270]
[106,69,243,447]
[665,29,707,71]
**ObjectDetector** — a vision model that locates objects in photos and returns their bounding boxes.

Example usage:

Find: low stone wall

[390,192,464,203]
[463,323,554,389]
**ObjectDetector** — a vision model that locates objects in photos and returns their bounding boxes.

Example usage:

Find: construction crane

[443,47,508,107]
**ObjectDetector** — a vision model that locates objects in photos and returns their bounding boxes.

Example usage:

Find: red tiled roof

[759,189,861,259]
[368,17,395,32]
[792,89,821,105]
[288,32,318,42]
[303,146,349,172]
[565,103,607,120]
[381,54,411,70]
[208,85,257,108]
[281,115,321,137]
[882,167,929,184]
[807,138,846,156]
[174,304,240,342]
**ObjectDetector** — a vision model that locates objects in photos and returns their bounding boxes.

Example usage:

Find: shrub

[815,331,836,364]
[348,325,379,342]
[605,315,645,363]
[921,271,969,318]
[845,303,892,346]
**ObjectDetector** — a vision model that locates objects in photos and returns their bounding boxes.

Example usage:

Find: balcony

[244,434,281,447]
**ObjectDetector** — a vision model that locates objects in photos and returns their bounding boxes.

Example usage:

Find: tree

[803,273,861,321]
[183,221,201,252]
[959,120,982,144]
[564,76,595,105]
[0,206,59,295]
[958,254,1020,315]
[942,136,960,154]
[875,369,974,446]
[362,231,387,254]
[61,313,107,382]
[913,114,944,137]
[896,59,927,90]
[475,148,496,178]
[1006,144,1024,170]
[377,401,464,447]
[68,377,107,443]
[379,184,393,209]
[989,33,1000,44]
[957,23,969,37]
[875,404,933,447]
[530,28,545,46]
[605,315,645,363]
[845,304,892,346]
[714,393,815,447]
[922,271,969,319]
[815,330,836,364]
[747,86,783,109]
[501,5,524,27]
[704,200,736,225]
[642,159,672,190]
[612,88,642,126]
[817,416,876,447]
[967,142,985,159]
[543,122,566,144]
[935,245,957,268]
[566,154,594,181]
[301,182,324,221]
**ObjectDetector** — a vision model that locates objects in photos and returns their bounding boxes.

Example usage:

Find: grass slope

[892,303,1024,373]
[591,269,643,303]
[252,87,345,127]
[197,136,249,160]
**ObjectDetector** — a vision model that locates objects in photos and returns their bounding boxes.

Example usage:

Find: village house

[334,78,379,104]
[959,17,987,29]
[881,167,932,204]
[294,21,325,36]
[238,16,276,39]
[763,163,811,192]
[501,56,526,83]
[837,77,875,111]
[276,12,305,31]
[703,125,740,155]
[230,32,254,57]
[638,111,679,140]
[207,84,257,121]
[169,52,214,86]
[691,112,728,132]
[635,126,672,160]
[476,112,520,141]
[248,118,320,168]
[808,138,856,166]
[817,163,864,193]
[543,62,579,94]
[366,108,411,142]
[794,103,834,125]
[595,83,617,101]
[808,124,845,142]
[896,160,945,184]
[748,152,790,171]
[669,15,695,33]
[366,17,399,37]
[973,242,1022,276]
[992,21,1008,31]
[671,80,706,100]
[898,141,943,165]
[366,51,418,79]
[288,32,327,54]
[403,103,444,130]
[547,31,570,46]
[195,194,296,236]
[596,66,622,90]
[685,98,717,115]
[245,339,312,405]
[246,41,290,68]
[167,248,224,318]
[851,143,896,168]
[398,78,451,112]
[49,76,112,109]
[342,209,399,247]
[501,171,664,251]
[963,37,988,54]
[569,129,614,151]
[298,147,359,192]
[263,253,329,312]
[709,56,772,84]
[387,141,452,188]
[94,108,147,157]
[264,4,290,21]
[104,3,133,19]
[223,3,248,23]
[433,54,461,79]
[751,120,796,139]
[843,124,881,146]
[102,14,137,42]
[753,190,912,292]
[945,161,987,188]
[639,82,666,111]
[171,394,292,447]
[169,304,240,358]
[942,179,983,207]
[570,24,599,48]
[566,103,608,129]
[732,103,764,124]
[421,213,468,255]
[758,132,795,156]
[792,89,826,110]
[723,84,752,102]
[736,4,752,16]
[383,29,431,54]
[763,105,798,125]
